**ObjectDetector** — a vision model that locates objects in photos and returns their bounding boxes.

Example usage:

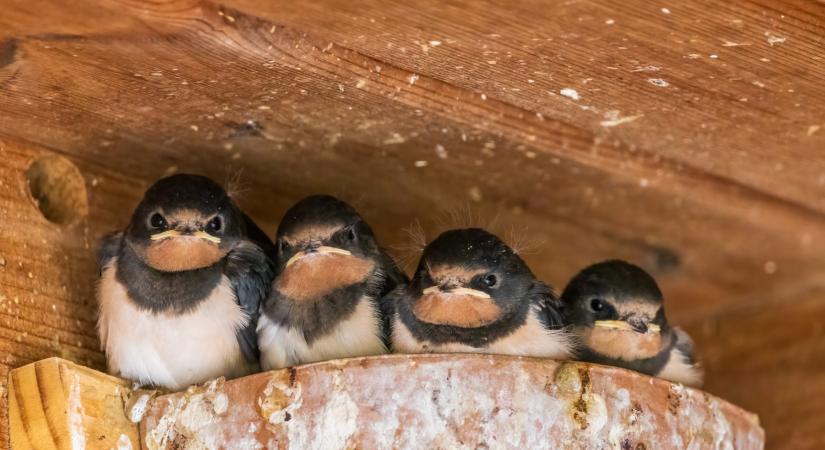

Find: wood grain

[0,138,146,447]
[0,0,823,447]
[685,284,825,450]
[8,357,139,450]
[0,0,823,321]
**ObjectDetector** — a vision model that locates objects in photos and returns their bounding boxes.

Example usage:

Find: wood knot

[650,245,681,274]
[0,38,17,69]
[226,119,264,138]
[26,155,89,225]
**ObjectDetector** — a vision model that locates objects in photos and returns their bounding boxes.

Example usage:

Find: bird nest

[140,353,763,449]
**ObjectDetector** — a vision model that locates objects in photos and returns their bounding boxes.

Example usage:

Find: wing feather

[225,240,275,364]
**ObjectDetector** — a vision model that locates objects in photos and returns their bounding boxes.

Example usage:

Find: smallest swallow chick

[389,228,572,359]
[561,260,703,387]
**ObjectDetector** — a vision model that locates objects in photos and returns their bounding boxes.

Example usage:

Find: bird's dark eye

[208,216,223,233]
[346,227,357,242]
[483,274,498,287]
[590,299,605,312]
[149,213,167,230]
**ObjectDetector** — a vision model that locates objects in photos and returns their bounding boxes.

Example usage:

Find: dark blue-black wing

[225,240,275,364]
[530,281,565,330]
[98,232,122,275]
[376,250,409,350]
[241,211,277,260]
[674,327,697,365]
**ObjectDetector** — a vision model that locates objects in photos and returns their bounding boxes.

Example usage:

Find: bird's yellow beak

[594,320,661,334]
[285,246,352,268]
[149,230,221,245]
[422,286,491,299]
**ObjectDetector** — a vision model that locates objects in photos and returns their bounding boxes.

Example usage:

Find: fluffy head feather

[394,206,544,270]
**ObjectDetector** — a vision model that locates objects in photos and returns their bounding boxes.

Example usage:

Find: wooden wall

[1,0,824,447]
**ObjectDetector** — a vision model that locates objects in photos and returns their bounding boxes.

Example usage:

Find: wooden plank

[141,354,763,449]
[225,0,825,212]
[0,0,823,323]
[8,357,139,450]
[685,284,825,450]
[0,137,147,447]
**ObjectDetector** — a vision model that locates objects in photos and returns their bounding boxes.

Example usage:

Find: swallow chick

[97,174,274,390]
[389,228,572,358]
[257,195,407,370]
[561,260,703,387]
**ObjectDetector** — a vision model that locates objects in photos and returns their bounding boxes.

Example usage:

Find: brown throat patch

[580,326,664,360]
[275,253,375,302]
[143,238,227,272]
[412,293,503,328]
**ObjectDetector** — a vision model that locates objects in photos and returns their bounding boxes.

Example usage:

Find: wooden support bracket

[8,358,139,450]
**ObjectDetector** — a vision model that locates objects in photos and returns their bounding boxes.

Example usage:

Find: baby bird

[561,259,703,387]
[389,228,572,358]
[257,195,407,370]
[97,174,274,390]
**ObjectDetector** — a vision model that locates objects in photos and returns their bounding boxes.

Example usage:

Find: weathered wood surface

[141,354,764,450]
[0,138,147,447]
[8,357,139,450]
[2,0,824,321]
[0,0,823,447]
[686,284,825,450]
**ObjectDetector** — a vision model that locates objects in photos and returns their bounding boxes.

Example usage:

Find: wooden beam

[0,0,823,326]
[8,357,139,450]
[685,284,825,450]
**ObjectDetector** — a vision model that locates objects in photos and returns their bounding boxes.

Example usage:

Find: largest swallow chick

[389,228,572,358]
[97,174,274,390]
[258,195,407,370]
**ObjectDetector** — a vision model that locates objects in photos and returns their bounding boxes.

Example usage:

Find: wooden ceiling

[1,0,824,447]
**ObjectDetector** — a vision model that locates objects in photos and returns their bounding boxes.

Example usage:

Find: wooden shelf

[9,355,763,449]
[8,358,138,450]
